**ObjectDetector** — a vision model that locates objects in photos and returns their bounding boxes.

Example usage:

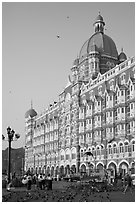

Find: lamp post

[25,146,29,172]
[2,127,20,184]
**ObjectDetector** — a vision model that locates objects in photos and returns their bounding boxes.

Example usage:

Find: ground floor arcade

[27,159,135,179]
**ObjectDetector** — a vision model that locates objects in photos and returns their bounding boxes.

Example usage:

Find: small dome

[95,14,105,24]
[25,108,37,118]
[118,50,127,63]
[73,58,79,66]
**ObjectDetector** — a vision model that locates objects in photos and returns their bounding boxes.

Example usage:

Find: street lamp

[2,126,20,184]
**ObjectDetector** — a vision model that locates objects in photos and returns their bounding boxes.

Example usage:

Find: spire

[31,99,33,109]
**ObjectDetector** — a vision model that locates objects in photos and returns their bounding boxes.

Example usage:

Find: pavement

[2,181,135,202]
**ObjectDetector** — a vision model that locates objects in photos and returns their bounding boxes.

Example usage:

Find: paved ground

[2,181,135,202]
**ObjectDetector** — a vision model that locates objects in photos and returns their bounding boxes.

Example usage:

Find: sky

[2,2,135,150]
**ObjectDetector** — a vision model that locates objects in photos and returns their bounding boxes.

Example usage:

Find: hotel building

[25,14,135,178]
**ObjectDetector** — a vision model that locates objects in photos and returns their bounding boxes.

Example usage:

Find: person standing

[46,174,52,190]
[26,175,32,190]
[42,174,46,189]
[38,173,43,190]
[123,173,133,194]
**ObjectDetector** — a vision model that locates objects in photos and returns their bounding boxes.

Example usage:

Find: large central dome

[79,14,118,62]
[79,33,118,59]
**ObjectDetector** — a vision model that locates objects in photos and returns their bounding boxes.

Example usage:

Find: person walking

[46,174,52,190]
[123,173,133,194]
[26,175,32,190]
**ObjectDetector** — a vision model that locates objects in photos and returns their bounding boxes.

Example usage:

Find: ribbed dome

[79,32,118,61]
[25,109,37,118]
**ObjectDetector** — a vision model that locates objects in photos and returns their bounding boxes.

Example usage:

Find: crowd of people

[6,170,134,195]
[22,173,53,191]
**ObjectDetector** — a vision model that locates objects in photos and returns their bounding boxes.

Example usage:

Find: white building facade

[25,14,135,178]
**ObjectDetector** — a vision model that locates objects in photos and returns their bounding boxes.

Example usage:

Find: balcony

[113,154,117,159]
[124,152,129,158]
[101,155,104,160]
[119,153,124,158]
[132,152,135,158]
[96,155,100,160]
[126,95,130,101]
[108,154,113,159]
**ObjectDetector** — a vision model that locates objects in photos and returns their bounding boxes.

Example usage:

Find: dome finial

[94,13,105,33]
[121,47,123,52]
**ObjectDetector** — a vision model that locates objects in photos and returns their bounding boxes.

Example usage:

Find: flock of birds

[56,16,70,39]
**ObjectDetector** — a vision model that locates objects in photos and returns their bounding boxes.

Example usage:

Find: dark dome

[79,32,118,62]
[73,58,79,66]
[25,109,37,118]
[118,51,127,62]
[94,14,105,24]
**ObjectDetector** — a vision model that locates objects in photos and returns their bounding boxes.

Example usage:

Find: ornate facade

[25,14,135,178]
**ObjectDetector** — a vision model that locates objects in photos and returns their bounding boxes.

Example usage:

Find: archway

[60,165,64,177]
[51,166,54,176]
[35,167,38,174]
[38,167,41,174]
[65,165,70,176]
[47,166,50,175]
[118,161,129,176]
[80,164,86,176]
[55,166,59,177]
[130,161,135,174]
[96,163,104,173]
[71,164,76,174]
[107,162,117,182]
[41,167,45,174]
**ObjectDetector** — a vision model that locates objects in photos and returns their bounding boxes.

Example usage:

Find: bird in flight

[57,35,60,39]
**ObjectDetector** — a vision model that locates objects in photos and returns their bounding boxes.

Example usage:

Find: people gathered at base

[11,170,133,194]
[21,173,53,191]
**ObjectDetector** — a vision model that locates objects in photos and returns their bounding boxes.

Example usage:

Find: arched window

[108,145,112,154]
[101,145,104,154]
[81,149,84,157]
[119,143,124,153]
[113,144,117,154]
[124,142,129,152]
[95,61,98,70]
[61,153,64,161]
[92,147,95,157]
[66,154,69,160]
[132,141,135,152]
[96,146,100,155]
